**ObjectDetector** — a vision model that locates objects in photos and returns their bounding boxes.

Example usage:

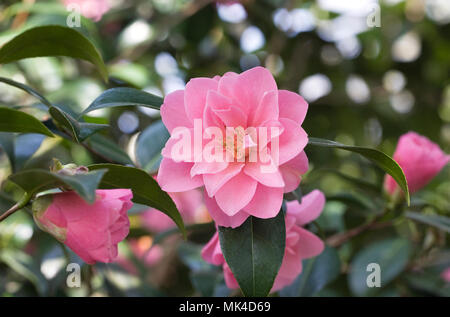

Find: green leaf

[8,169,107,203]
[308,137,410,205]
[0,77,52,107]
[316,168,381,194]
[0,107,54,137]
[0,25,107,81]
[49,106,108,142]
[87,134,133,165]
[0,249,48,295]
[80,87,164,116]
[348,238,412,296]
[280,246,341,296]
[218,211,286,297]
[0,132,15,170]
[88,164,185,237]
[135,120,169,172]
[405,211,450,233]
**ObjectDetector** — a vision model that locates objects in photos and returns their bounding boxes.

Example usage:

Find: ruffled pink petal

[278,90,308,124]
[203,162,244,197]
[278,118,308,165]
[295,226,325,259]
[223,262,240,289]
[184,77,219,123]
[157,158,203,192]
[214,172,257,216]
[204,192,249,228]
[201,232,225,266]
[160,90,192,133]
[190,161,228,177]
[243,184,283,219]
[219,67,277,115]
[243,161,285,188]
[207,90,247,127]
[248,90,279,127]
[286,189,325,226]
[279,151,309,193]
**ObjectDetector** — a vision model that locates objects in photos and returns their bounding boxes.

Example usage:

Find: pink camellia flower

[116,237,164,275]
[141,188,210,233]
[384,132,450,195]
[158,66,309,228]
[63,0,110,22]
[33,189,133,264]
[202,190,325,292]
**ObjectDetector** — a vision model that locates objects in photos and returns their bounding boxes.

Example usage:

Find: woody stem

[0,192,32,222]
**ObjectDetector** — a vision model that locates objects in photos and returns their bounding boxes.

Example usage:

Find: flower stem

[0,192,32,222]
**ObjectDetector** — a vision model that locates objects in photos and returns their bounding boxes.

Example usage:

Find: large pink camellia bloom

[384,132,449,195]
[158,66,309,228]
[63,0,110,22]
[202,190,325,292]
[141,188,210,233]
[33,189,133,264]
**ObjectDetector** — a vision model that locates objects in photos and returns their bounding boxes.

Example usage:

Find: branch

[326,218,393,247]
[0,192,32,222]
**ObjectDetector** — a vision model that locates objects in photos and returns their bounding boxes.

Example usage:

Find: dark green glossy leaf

[8,169,107,203]
[0,25,107,81]
[0,107,53,137]
[280,246,341,296]
[49,106,108,142]
[348,238,412,296]
[218,211,286,297]
[308,137,410,205]
[135,120,169,172]
[406,211,450,233]
[86,134,133,165]
[81,87,164,116]
[0,77,52,107]
[88,164,185,237]
[0,132,15,170]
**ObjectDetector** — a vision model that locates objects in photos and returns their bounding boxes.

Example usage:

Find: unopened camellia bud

[32,189,133,264]
[33,195,67,242]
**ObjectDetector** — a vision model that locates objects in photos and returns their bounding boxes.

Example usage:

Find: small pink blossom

[116,237,164,274]
[33,189,133,264]
[63,0,110,22]
[158,67,309,228]
[442,267,450,283]
[384,132,449,195]
[202,190,325,292]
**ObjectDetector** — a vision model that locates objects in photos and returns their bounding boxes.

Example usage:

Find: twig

[326,218,393,247]
[0,192,32,222]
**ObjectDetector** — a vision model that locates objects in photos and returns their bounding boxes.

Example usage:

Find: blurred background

[0,0,449,297]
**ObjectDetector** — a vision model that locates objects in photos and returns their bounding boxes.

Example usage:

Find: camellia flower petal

[384,131,450,195]
[158,67,310,227]
[33,189,133,264]
[201,190,326,292]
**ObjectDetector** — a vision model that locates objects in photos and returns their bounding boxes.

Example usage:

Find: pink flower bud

[33,189,133,264]
[384,132,449,195]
